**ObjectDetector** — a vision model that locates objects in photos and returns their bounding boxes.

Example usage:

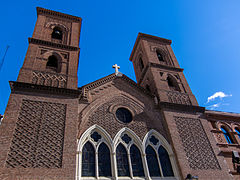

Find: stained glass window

[130,144,145,177]
[116,143,130,177]
[150,135,159,145]
[91,132,101,142]
[221,127,233,144]
[146,145,161,177]
[158,146,174,177]
[121,134,132,144]
[98,143,112,177]
[82,141,95,177]
[116,108,132,123]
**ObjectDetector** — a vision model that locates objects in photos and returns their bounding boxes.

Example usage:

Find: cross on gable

[112,64,120,75]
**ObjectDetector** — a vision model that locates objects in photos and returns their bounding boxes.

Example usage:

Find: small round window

[116,108,132,123]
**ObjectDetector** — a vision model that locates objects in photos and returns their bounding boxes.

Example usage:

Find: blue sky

[0,0,239,114]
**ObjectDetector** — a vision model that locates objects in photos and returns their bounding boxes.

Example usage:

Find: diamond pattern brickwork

[6,99,66,168]
[167,91,191,105]
[175,116,221,170]
[32,71,67,88]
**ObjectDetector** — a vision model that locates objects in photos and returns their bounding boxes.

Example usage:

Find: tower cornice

[37,7,82,22]
[28,38,80,51]
[130,32,172,61]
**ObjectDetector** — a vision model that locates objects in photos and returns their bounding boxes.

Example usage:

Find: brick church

[0,7,240,180]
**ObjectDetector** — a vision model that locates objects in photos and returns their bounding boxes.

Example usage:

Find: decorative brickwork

[174,116,221,170]
[83,96,167,141]
[6,99,66,168]
[167,91,191,105]
[32,71,67,88]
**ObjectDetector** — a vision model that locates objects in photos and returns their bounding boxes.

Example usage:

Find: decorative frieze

[167,91,191,105]
[32,71,67,88]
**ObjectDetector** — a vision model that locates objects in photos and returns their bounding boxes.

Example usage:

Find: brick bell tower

[129,33,198,106]
[130,33,232,180]
[0,8,81,179]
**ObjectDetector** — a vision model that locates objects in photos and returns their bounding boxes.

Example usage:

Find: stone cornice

[37,7,82,22]
[159,102,205,113]
[10,81,80,98]
[205,110,240,121]
[130,32,172,61]
[28,38,80,51]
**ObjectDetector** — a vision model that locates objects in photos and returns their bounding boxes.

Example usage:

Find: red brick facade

[0,7,239,180]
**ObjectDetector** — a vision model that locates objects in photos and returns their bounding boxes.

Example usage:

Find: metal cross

[112,64,120,75]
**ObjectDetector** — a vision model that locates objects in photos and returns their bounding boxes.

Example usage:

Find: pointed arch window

[116,143,130,177]
[158,146,174,177]
[52,27,63,40]
[46,55,58,71]
[156,51,164,62]
[82,142,95,177]
[98,142,112,177]
[235,128,240,140]
[130,144,145,177]
[139,57,144,71]
[221,127,234,144]
[146,145,161,177]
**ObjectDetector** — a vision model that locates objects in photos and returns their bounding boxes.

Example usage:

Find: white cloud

[207,91,232,103]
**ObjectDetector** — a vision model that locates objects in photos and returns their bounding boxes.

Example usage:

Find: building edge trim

[28,38,80,51]
[37,7,82,22]
[9,81,80,98]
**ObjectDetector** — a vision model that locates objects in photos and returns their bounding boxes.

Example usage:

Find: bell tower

[130,33,198,106]
[0,8,82,179]
[18,7,82,89]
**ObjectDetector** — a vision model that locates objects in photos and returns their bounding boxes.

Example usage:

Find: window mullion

[128,151,133,178]
[96,151,99,178]
[142,153,151,180]
[156,148,163,177]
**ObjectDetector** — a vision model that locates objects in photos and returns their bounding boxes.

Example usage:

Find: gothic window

[98,142,112,177]
[82,142,95,177]
[130,144,145,177]
[46,55,58,71]
[116,143,130,177]
[52,27,63,40]
[139,57,144,71]
[156,50,164,62]
[146,145,161,177]
[158,146,174,177]
[221,127,234,144]
[235,128,240,140]
[167,76,180,92]
[116,108,132,123]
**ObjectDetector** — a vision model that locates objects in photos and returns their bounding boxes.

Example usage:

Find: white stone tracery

[76,125,180,180]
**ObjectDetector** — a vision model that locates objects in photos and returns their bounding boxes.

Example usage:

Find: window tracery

[77,126,178,180]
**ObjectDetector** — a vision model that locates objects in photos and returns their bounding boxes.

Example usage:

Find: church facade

[0,7,240,180]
